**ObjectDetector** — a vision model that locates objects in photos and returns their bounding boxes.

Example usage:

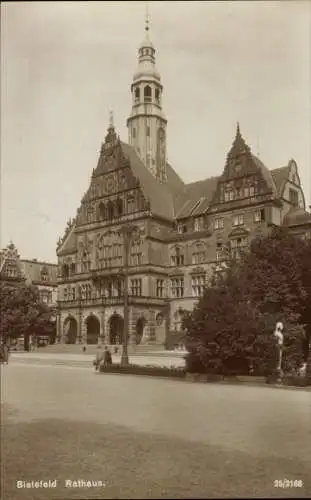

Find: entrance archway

[86,315,100,345]
[136,317,146,345]
[109,314,124,345]
[64,317,78,344]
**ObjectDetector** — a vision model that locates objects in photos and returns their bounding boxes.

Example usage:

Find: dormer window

[194,217,204,232]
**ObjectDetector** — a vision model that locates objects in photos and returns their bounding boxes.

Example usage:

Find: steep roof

[270,166,290,196]
[174,177,219,219]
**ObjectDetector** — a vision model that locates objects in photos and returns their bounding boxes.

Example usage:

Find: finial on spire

[145,3,150,32]
[236,122,241,137]
[109,110,114,129]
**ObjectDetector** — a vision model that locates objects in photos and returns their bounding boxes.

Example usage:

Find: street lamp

[118,224,141,367]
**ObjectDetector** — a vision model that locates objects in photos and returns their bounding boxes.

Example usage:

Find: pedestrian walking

[103,346,112,367]
[93,345,104,371]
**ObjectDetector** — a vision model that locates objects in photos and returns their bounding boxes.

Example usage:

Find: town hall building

[56,20,311,348]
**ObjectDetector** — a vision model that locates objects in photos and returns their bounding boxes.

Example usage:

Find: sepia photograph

[1,1,311,499]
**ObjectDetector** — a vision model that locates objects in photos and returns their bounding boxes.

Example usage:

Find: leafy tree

[0,283,56,350]
[185,228,310,376]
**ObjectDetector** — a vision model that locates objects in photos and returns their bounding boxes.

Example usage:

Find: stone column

[100,309,105,344]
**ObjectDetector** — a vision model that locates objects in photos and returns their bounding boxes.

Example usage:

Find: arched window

[107,200,114,219]
[144,85,152,102]
[116,198,123,216]
[135,87,140,101]
[99,202,106,220]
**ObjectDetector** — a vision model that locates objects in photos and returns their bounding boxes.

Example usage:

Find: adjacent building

[0,242,58,306]
[56,20,311,348]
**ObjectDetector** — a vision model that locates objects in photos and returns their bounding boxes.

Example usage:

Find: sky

[1,0,310,263]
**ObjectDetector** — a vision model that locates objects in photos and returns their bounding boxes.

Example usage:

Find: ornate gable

[210,124,276,207]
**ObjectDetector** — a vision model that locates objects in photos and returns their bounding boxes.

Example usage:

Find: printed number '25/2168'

[274,480,303,488]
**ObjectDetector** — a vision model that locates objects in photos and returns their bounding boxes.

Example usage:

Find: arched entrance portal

[136,317,146,345]
[64,317,78,344]
[86,315,100,345]
[109,314,124,345]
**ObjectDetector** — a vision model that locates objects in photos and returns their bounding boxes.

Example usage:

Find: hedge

[99,363,186,379]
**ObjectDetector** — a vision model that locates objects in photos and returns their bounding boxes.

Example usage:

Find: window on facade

[214,218,224,230]
[229,190,234,201]
[244,186,249,198]
[177,223,186,234]
[116,198,123,216]
[236,187,243,198]
[156,279,164,297]
[134,87,140,101]
[146,126,150,137]
[289,188,298,206]
[254,209,265,223]
[171,247,184,267]
[249,186,255,197]
[230,237,248,259]
[62,264,69,278]
[99,202,106,220]
[233,214,244,226]
[192,250,205,265]
[144,85,152,102]
[107,201,114,219]
[194,217,204,232]
[130,279,142,296]
[155,88,160,102]
[216,243,223,262]
[70,262,76,275]
[127,195,135,213]
[63,288,68,301]
[171,277,184,298]
[192,274,206,297]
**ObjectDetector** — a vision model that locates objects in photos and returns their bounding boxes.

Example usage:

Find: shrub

[99,363,186,379]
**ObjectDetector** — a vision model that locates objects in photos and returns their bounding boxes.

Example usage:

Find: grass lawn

[2,406,310,500]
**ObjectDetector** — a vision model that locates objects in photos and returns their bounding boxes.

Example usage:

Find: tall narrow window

[144,85,152,102]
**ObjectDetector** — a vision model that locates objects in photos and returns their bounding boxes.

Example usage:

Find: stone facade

[56,22,311,347]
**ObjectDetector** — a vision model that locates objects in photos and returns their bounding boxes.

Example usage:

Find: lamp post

[119,224,141,367]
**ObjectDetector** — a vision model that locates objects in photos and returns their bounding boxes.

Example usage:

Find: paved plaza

[9,351,186,368]
[1,362,310,499]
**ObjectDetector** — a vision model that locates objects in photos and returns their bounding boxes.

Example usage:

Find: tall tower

[126,10,167,182]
